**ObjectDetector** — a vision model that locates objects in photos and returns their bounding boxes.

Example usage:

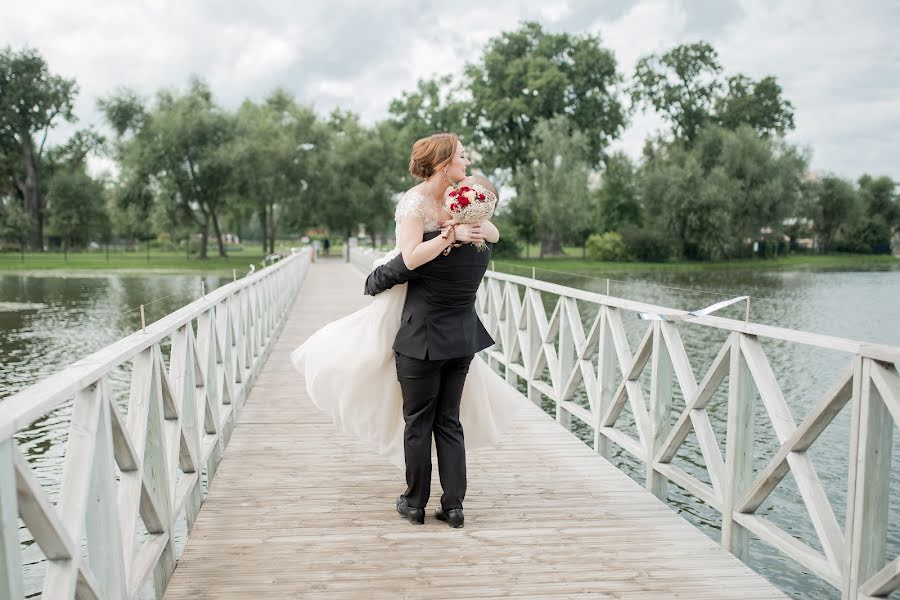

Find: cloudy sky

[3,0,899,179]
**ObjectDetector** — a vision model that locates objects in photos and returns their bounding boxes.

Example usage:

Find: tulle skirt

[290,269,520,469]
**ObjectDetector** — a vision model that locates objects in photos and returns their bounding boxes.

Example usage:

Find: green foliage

[632,42,722,144]
[619,226,674,262]
[640,125,807,259]
[596,152,641,232]
[586,232,628,261]
[858,174,899,234]
[806,175,860,252]
[843,216,892,254]
[466,22,624,171]
[101,79,236,258]
[45,167,110,247]
[633,42,794,145]
[388,75,472,142]
[512,116,594,256]
[715,75,795,136]
[0,46,79,249]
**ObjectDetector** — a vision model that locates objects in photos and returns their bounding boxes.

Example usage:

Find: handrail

[477,267,899,600]
[350,246,900,599]
[0,250,311,599]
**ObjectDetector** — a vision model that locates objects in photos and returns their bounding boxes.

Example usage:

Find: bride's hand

[452,223,485,244]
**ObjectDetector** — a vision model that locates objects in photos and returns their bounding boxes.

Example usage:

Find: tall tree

[45,167,109,252]
[230,90,323,256]
[512,117,594,257]
[466,22,625,171]
[632,42,722,144]
[309,111,402,245]
[100,79,236,258]
[596,151,642,233]
[806,175,860,252]
[388,76,472,142]
[0,47,78,250]
[640,125,807,259]
[632,42,795,144]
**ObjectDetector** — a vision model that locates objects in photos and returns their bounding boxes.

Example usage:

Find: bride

[290,133,520,469]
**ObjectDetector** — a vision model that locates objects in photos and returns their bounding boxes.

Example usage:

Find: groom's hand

[453,223,484,244]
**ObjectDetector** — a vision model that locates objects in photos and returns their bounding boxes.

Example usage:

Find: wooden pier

[162,260,786,599]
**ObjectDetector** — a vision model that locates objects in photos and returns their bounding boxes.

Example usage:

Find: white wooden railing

[350,245,900,599]
[0,249,310,599]
[475,269,900,600]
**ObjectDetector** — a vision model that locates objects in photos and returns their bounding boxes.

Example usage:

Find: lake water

[0,272,228,597]
[1,266,899,598]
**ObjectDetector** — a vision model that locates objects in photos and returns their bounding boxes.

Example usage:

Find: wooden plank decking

[163,259,788,599]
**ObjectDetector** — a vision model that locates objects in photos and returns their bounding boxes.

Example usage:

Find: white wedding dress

[290,190,521,469]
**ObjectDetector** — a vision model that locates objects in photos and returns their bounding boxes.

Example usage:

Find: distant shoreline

[492,253,900,276]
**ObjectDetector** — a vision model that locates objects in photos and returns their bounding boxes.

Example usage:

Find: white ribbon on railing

[639,296,749,321]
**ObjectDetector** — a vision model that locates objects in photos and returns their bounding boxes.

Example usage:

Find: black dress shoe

[396,495,425,524]
[435,507,464,528]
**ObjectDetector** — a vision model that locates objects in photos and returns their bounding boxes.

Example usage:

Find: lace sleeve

[395,191,426,225]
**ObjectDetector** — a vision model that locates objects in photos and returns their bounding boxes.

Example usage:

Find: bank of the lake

[494,252,900,277]
[0,248,299,275]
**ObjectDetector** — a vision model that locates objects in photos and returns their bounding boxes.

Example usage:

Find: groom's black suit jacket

[364,231,494,361]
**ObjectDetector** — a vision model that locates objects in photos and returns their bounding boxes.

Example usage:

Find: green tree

[309,111,403,245]
[858,175,899,228]
[633,42,795,144]
[641,145,733,259]
[639,125,807,260]
[230,90,324,256]
[45,167,109,254]
[632,42,722,144]
[0,47,78,250]
[703,125,806,242]
[466,22,625,171]
[715,75,795,136]
[596,151,642,233]
[388,76,472,142]
[101,79,236,258]
[512,117,594,257]
[807,175,860,252]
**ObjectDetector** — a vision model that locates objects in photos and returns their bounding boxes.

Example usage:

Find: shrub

[619,226,674,262]
[586,232,629,261]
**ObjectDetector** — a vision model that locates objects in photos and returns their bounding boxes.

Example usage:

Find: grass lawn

[0,247,297,275]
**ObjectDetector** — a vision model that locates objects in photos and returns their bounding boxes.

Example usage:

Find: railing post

[594,306,616,458]
[647,321,674,501]
[557,300,574,429]
[0,438,24,600]
[526,287,542,408]
[503,282,519,387]
[843,357,892,599]
[722,332,755,561]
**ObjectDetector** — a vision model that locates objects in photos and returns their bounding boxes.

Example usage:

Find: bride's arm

[397,213,455,270]
[480,220,499,243]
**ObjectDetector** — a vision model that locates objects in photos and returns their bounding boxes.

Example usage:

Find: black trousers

[394,351,474,510]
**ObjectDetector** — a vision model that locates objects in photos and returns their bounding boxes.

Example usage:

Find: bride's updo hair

[409,132,459,180]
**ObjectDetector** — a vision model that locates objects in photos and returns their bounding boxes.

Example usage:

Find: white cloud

[2,0,897,179]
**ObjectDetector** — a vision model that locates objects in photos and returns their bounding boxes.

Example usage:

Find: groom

[364,232,493,528]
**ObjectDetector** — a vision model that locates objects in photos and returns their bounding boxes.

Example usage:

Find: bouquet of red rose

[443,183,497,251]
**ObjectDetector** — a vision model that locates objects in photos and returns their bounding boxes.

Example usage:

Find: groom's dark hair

[467,174,499,203]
